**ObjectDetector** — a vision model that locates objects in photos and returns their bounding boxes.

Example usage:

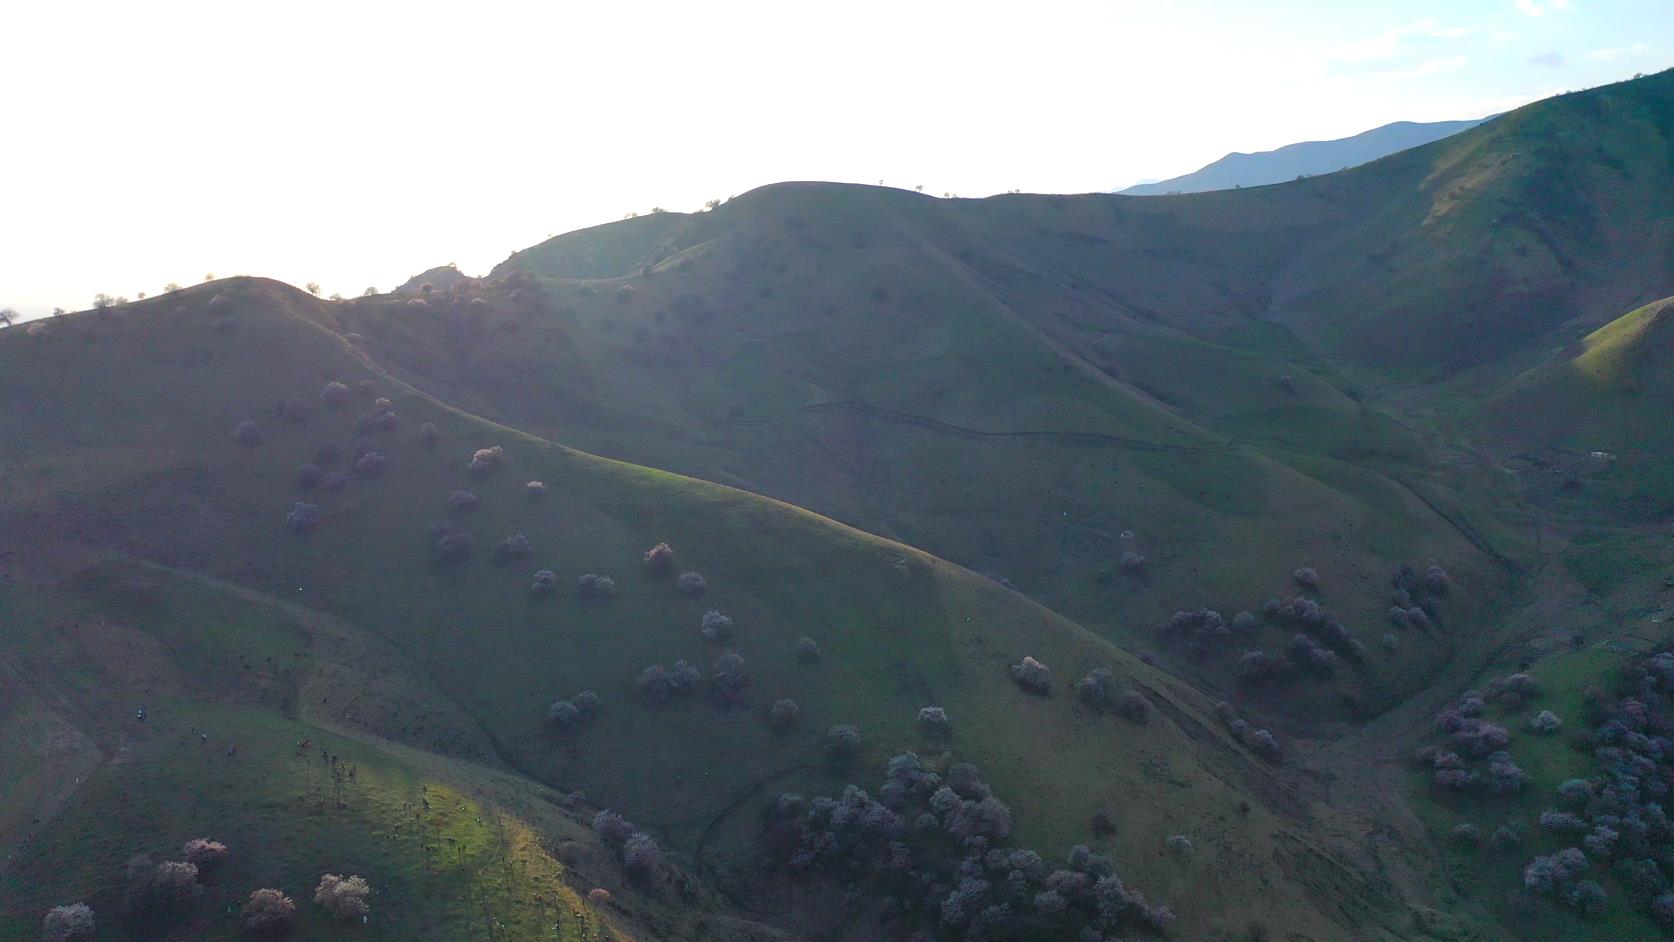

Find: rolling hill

[6,67,1674,942]
[0,282,1414,940]
[1119,115,1490,195]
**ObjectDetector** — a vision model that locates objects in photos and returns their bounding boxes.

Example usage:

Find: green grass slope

[0,284,1425,940]
[1272,69,1674,377]
[346,182,1499,723]
[1467,296,1674,521]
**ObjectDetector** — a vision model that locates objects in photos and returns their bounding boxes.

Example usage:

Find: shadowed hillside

[0,282,1423,940]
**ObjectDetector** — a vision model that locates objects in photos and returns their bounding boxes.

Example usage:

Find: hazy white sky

[2,0,1669,316]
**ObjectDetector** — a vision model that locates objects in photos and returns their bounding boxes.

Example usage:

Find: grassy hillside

[0,284,1419,940]
[1273,70,1674,377]
[348,181,1499,725]
[1466,296,1674,522]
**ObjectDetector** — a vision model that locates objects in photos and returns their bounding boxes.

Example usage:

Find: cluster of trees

[764,755,1174,940]
[548,690,602,729]
[1388,563,1449,633]
[636,660,704,703]
[56,838,372,938]
[1261,596,1367,665]
[1071,668,1150,722]
[1156,609,1228,660]
[700,610,734,642]
[1512,650,1674,924]
[1214,702,1282,761]
[1417,690,1532,795]
[593,811,662,880]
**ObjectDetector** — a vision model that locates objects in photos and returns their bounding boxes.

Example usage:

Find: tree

[306,282,321,296]
[468,445,506,476]
[643,542,675,571]
[1075,669,1114,709]
[1009,656,1051,694]
[578,573,617,598]
[826,724,861,762]
[797,637,821,663]
[362,287,378,297]
[232,421,263,446]
[241,889,296,933]
[0,308,16,327]
[700,610,734,642]
[677,571,707,596]
[531,570,559,595]
[623,832,661,876]
[918,705,949,733]
[769,698,800,730]
[41,903,95,941]
[93,293,115,309]
[314,873,371,921]
[594,810,636,844]
[121,858,201,930]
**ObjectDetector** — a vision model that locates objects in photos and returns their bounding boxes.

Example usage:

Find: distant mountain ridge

[1120,115,1491,195]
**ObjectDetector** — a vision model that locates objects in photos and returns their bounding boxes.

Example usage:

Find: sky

[2,0,1669,317]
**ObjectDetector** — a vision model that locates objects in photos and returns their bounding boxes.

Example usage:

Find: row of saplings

[41,838,370,940]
